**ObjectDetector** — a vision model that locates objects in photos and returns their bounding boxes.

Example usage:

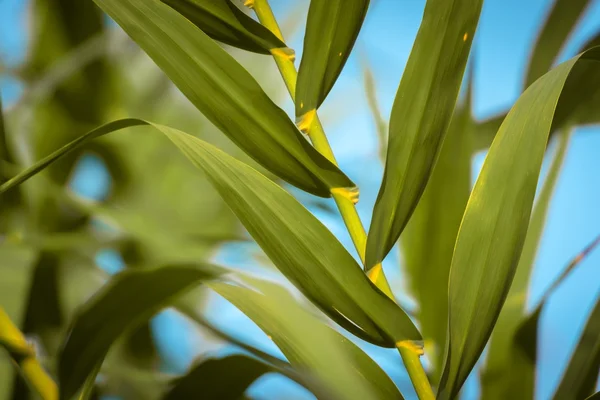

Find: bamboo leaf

[296,0,370,116]
[401,82,472,376]
[552,295,600,400]
[0,119,419,347]
[163,354,275,400]
[58,264,222,400]
[366,0,483,268]
[480,129,572,400]
[524,0,592,88]
[161,0,286,54]
[210,277,404,400]
[437,48,600,399]
[93,0,354,197]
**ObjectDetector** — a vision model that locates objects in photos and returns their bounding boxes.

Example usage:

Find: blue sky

[1,0,600,399]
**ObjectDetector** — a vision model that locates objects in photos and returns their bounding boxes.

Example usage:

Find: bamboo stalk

[248,0,393,299]
[0,307,58,400]
[247,1,434,397]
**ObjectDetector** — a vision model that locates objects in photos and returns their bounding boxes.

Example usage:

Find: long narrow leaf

[210,277,404,400]
[161,0,286,54]
[401,81,472,375]
[480,129,572,400]
[296,0,370,116]
[366,0,483,268]
[438,48,600,399]
[0,119,420,347]
[58,264,222,400]
[93,0,354,197]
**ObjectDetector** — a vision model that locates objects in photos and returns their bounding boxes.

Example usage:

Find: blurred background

[0,0,599,399]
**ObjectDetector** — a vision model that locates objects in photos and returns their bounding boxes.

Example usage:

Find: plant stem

[0,307,58,400]
[248,2,434,396]
[397,341,435,400]
[248,0,393,299]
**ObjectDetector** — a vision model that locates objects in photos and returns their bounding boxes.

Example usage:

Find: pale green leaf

[366,0,483,268]
[438,48,600,399]
[210,277,404,400]
[94,0,353,197]
[161,0,286,54]
[296,0,370,116]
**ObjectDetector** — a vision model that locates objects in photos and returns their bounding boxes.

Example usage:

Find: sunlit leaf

[480,129,571,400]
[58,264,222,400]
[366,0,483,268]
[93,0,353,197]
[163,354,275,400]
[524,0,592,88]
[161,0,286,54]
[401,81,472,376]
[296,0,370,116]
[210,277,404,400]
[438,48,600,399]
[0,119,419,348]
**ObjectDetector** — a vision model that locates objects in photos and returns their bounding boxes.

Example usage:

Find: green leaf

[161,0,285,54]
[401,84,472,376]
[0,244,37,400]
[0,118,419,346]
[437,48,600,399]
[210,277,404,400]
[58,264,221,400]
[480,129,572,400]
[552,295,600,400]
[163,354,275,400]
[366,0,483,268]
[93,0,353,197]
[296,0,370,116]
[164,127,420,346]
[524,0,592,88]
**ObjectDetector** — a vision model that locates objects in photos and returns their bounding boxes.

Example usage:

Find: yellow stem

[250,0,393,299]
[0,307,58,400]
[397,341,435,400]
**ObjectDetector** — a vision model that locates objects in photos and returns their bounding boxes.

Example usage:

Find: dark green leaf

[552,295,600,400]
[366,0,483,268]
[58,264,221,400]
[161,0,286,54]
[438,48,600,399]
[296,0,370,116]
[586,391,600,400]
[480,129,572,400]
[524,0,592,88]
[211,276,403,400]
[163,354,275,400]
[401,83,472,376]
[93,0,353,197]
